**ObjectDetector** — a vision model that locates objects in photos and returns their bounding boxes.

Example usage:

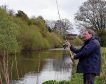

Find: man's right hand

[63,40,72,48]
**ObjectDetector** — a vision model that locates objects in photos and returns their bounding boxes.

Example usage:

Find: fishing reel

[63,44,68,49]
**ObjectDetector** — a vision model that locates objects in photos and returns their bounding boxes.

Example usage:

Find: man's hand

[63,40,71,48]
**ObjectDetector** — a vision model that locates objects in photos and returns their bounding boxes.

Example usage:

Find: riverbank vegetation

[0,6,63,54]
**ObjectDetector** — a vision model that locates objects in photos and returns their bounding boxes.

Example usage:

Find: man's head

[82,29,96,41]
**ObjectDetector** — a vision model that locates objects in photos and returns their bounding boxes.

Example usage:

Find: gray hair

[85,29,96,37]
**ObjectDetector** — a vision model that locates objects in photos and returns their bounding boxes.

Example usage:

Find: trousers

[83,73,96,84]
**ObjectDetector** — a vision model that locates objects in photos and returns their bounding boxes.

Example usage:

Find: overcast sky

[0,0,88,33]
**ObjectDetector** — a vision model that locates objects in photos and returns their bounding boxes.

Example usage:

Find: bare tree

[8,9,15,16]
[54,19,73,35]
[75,0,106,30]
[46,20,56,32]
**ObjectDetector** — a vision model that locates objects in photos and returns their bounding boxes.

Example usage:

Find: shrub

[0,8,19,53]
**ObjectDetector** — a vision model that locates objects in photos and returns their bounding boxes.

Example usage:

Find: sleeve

[74,41,98,59]
[70,45,80,54]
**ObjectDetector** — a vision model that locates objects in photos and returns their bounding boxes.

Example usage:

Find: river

[7,48,72,84]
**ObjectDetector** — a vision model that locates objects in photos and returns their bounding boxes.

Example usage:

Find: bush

[0,8,19,53]
[43,80,70,84]
[0,7,63,53]
[47,32,63,48]
[97,30,106,47]
[43,80,57,84]
[70,37,83,46]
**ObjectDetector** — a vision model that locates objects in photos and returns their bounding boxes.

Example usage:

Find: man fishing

[65,29,101,84]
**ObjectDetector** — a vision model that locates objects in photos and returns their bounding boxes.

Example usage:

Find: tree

[0,8,19,53]
[46,20,56,32]
[8,9,15,16]
[53,19,73,35]
[75,0,106,30]
[16,10,29,22]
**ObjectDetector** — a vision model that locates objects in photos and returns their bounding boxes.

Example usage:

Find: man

[65,29,101,84]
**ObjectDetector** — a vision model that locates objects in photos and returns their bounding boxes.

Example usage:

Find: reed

[0,50,19,84]
[0,51,10,84]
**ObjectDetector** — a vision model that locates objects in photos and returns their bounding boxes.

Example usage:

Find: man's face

[82,31,92,41]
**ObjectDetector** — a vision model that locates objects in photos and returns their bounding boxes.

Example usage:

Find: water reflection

[12,49,72,84]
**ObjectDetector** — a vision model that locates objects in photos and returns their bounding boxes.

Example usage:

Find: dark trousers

[83,73,96,84]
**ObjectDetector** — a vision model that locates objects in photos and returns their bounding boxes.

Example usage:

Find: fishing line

[56,0,61,20]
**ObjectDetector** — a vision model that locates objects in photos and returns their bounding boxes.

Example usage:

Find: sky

[0,0,87,33]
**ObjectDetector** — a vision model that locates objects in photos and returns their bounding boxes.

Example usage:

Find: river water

[10,48,72,84]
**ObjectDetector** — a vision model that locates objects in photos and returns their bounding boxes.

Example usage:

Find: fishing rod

[56,0,61,20]
[56,0,74,62]
[55,0,74,62]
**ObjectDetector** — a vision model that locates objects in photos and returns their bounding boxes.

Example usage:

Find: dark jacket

[70,38,101,75]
